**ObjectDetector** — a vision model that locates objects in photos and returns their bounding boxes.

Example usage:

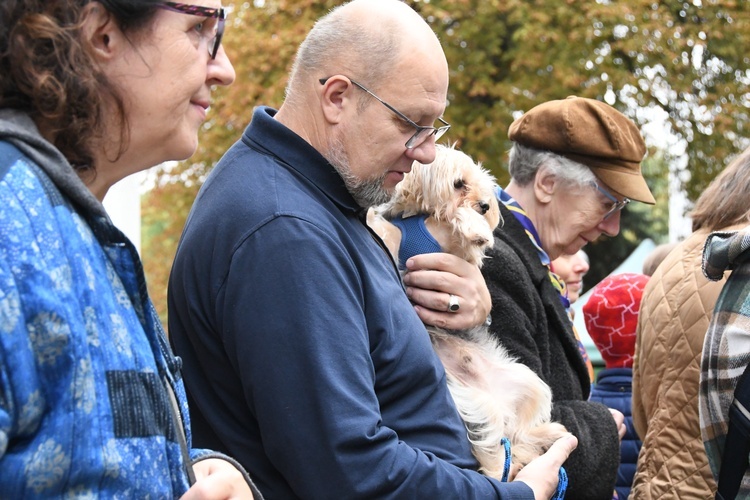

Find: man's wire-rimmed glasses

[157,2,226,59]
[594,181,630,219]
[319,76,451,149]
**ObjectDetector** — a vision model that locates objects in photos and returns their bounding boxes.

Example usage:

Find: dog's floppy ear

[427,144,473,221]
[398,145,456,218]
[393,163,427,217]
[383,143,488,220]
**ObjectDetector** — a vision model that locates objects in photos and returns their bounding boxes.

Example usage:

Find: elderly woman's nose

[598,210,621,237]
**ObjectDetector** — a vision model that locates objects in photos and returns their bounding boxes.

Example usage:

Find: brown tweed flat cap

[508,96,655,204]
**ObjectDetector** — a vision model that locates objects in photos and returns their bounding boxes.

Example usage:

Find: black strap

[717,362,750,499]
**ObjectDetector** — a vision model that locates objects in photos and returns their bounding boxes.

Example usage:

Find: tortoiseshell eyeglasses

[157,2,226,59]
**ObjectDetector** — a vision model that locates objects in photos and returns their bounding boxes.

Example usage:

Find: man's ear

[80,2,121,62]
[319,77,354,125]
[533,164,557,204]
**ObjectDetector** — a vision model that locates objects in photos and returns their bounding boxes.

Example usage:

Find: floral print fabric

[0,142,194,497]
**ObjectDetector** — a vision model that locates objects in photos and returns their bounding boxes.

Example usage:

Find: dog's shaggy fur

[368,144,567,480]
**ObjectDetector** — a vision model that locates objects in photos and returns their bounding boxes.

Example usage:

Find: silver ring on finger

[447,294,460,313]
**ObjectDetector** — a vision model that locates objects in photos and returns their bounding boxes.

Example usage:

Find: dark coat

[482,203,620,499]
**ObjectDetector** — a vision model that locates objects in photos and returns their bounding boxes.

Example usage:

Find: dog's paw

[506,461,523,482]
[531,422,570,450]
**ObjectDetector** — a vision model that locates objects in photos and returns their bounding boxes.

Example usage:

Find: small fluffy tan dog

[368,144,567,480]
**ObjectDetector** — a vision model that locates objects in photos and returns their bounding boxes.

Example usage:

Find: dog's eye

[454,179,465,189]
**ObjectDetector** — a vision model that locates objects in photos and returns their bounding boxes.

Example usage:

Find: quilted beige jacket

[629,227,738,499]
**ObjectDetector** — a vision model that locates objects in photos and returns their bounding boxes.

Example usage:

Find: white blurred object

[102,172,143,254]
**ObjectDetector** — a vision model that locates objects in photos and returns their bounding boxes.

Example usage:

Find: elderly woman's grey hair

[508,143,596,189]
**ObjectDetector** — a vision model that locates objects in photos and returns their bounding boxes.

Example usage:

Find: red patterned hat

[582,272,650,369]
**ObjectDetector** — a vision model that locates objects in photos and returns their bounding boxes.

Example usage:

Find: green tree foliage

[415,0,749,199]
[142,0,750,323]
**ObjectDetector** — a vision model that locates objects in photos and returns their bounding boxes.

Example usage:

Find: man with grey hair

[169,0,576,498]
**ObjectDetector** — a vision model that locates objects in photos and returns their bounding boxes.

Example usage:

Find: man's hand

[402,253,491,330]
[180,458,254,500]
[514,434,578,500]
[609,408,626,440]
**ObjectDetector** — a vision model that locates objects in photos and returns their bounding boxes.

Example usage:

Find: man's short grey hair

[285,1,402,107]
[508,142,596,189]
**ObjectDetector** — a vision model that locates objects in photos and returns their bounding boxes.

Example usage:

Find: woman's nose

[598,210,621,237]
[208,46,236,87]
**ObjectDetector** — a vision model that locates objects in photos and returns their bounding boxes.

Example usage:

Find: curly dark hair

[0,0,163,172]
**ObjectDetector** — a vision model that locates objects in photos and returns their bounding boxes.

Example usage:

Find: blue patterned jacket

[0,111,253,497]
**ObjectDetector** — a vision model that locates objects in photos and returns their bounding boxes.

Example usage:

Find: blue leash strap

[553,466,568,500]
[499,437,568,499]
[500,437,512,482]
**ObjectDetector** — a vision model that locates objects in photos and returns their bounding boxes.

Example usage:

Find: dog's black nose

[478,201,490,215]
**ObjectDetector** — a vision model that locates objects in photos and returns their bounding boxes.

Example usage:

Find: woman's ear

[533,164,557,204]
[319,77,353,125]
[80,2,120,62]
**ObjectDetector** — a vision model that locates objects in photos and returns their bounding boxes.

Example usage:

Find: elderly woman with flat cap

[483,96,655,499]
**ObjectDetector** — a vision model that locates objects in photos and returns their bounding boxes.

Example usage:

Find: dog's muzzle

[447,294,460,313]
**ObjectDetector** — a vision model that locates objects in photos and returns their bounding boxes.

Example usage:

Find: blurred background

[104,0,750,356]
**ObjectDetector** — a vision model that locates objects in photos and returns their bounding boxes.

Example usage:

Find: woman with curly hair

[0,1,258,497]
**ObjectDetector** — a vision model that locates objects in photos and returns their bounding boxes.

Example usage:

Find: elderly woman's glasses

[319,77,451,149]
[594,182,630,219]
[157,2,226,59]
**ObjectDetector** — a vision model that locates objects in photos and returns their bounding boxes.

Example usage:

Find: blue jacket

[169,106,534,499]
[589,367,642,499]
[0,110,256,497]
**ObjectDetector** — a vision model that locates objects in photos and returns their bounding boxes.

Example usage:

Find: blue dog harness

[388,213,443,269]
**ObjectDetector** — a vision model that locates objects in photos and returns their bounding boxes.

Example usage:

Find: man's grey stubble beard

[325,134,394,209]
